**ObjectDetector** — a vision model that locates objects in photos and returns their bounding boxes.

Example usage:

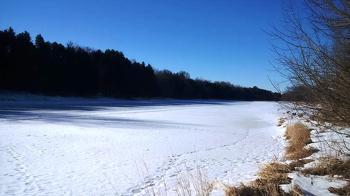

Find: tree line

[0,28,280,100]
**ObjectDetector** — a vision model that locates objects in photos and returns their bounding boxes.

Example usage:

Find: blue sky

[1,0,287,91]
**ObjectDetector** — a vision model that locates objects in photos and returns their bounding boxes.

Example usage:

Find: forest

[0,28,280,100]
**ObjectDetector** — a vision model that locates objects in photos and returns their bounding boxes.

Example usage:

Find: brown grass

[284,123,315,160]
[257,162,291,184]
[288,159,314,171]
[284,123,309,141]
[302,157,350,179]
[329,183,350,196]
[224,122,349,196]
[224,162,292,196]
[302,157,350,195]
[291,185,304,196]
[278,118,286,127]
[225,183,282,196]
[225,182,303,196]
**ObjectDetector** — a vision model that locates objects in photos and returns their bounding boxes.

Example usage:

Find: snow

[278,109,350,196]
[0,96,285,195]
[280,173,348,196]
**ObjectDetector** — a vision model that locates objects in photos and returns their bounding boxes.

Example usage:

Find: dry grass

[225,182,282,196]
[225,166,303,196]
[278,118,286,127]
[224,123,316,195]
[288,159,314,171]
[224,162,292,196]
[301,157,350,195]
[225,182,303,196]
[175,167,214,196]
[302,157,350,179]
[284,123,310,141]
[284,123,315,160]
[257,162,291,184]
[224,121,349,196]
[291,185,304,196]
[329,183,350,196]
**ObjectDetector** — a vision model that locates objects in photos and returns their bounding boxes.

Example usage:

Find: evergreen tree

[0,27,281,101]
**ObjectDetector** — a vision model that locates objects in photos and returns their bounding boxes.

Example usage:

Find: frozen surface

[280,173,348,196]
[0,96,284,195]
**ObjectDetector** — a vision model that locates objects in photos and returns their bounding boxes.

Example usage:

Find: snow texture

[0,96,285,195]
[280,173,348,196]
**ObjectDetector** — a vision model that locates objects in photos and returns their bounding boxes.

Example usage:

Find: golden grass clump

[224,162,292,196]
[225,182,282,196]
[257,162,291,184]
[284,123,315,160]
[284,123,310,141]
[302,157,350,179]
[225,182,305,196]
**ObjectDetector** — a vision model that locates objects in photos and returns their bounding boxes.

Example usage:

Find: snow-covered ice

[0,97,285,195]
[280,172,348,196]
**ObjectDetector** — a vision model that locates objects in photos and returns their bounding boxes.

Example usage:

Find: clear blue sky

[1,0,287,91]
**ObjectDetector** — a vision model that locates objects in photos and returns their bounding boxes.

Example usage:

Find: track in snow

[0,97,285,195]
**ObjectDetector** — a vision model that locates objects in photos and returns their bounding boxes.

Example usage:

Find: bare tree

[272,0,350,151]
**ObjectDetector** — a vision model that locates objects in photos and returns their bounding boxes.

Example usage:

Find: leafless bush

[272,0,350,154]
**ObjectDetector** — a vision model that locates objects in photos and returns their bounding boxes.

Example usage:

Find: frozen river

[0,97,284,195]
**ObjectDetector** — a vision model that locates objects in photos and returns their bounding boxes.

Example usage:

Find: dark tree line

[0,28,280,100]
